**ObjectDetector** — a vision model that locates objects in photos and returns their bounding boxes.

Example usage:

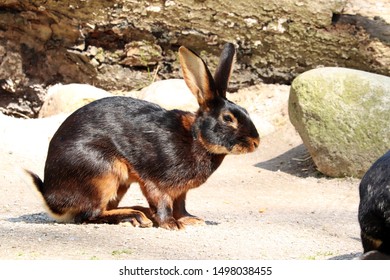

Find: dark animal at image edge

[358,150,390,259]
[26,43,260,230]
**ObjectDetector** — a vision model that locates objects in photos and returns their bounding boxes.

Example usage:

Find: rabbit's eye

[223,114,233,123]
[221,113,238,129]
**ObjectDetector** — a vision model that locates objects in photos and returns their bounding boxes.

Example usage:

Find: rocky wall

[0,0,389,117]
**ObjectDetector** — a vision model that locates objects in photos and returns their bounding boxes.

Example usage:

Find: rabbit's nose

[249,137,260,152]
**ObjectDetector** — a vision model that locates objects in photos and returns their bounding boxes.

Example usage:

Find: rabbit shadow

[7,212,56,224]
[7,211,220,227]
[328,252,361,260]
[255,144,325,178]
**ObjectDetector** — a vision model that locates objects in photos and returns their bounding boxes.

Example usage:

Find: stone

[139,79,199,112]
[289,67,390,178]
[120,41,163,67]
[230,84,290,137]
[39,83,111,117]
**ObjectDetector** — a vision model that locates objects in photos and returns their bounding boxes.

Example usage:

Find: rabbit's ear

[213,43,236,98]
[179,46,216,110]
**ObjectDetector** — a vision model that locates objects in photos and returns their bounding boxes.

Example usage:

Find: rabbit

[27,43,260,230]
[359,250,390,260]
[358,150,390,256]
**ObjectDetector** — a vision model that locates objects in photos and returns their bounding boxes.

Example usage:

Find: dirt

[0,86,363,260]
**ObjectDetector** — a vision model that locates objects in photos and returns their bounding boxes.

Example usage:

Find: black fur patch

[358,150,390,254]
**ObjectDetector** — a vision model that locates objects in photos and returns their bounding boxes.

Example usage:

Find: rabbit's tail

[25,169,45,195]
[24,169,72,223]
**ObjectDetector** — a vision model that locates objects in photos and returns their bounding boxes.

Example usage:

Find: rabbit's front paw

[159,217,186,230]
[178,216,205,226]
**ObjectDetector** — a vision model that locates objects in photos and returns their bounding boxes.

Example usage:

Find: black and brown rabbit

[27,43,260,230]
[358,150,390,258]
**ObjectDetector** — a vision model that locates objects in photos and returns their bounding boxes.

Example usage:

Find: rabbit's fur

[359,250,390,260]
[358,150,390,255]
[27,43,260,230]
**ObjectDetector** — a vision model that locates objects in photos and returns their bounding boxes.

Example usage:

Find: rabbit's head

[179,43,260,155]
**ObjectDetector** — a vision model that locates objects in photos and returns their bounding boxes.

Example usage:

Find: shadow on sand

[7,212,55,224]
[255,144,325,178]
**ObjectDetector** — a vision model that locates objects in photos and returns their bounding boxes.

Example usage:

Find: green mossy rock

[289,67,390,178]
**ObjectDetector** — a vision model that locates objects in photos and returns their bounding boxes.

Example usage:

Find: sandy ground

[1,0,388,262]
[0,88,363,260]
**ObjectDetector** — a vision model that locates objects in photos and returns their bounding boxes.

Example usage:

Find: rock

[39,83,111,117]
[230,84,290,137]
[139,79,199,111]
[96,64,151,91]
[2,0,390,107]
[289,67,390,178]
[120,41,163,67]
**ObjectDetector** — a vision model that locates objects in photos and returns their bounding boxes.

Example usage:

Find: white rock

[139,79,199,112]
[39,83,111,118]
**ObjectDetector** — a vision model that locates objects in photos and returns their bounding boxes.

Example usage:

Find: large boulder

[289,67,390,178]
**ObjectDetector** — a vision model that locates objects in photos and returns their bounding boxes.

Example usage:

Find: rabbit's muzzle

[230,135,260,154]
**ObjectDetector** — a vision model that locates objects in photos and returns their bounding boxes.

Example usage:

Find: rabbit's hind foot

[87,208,153,228]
